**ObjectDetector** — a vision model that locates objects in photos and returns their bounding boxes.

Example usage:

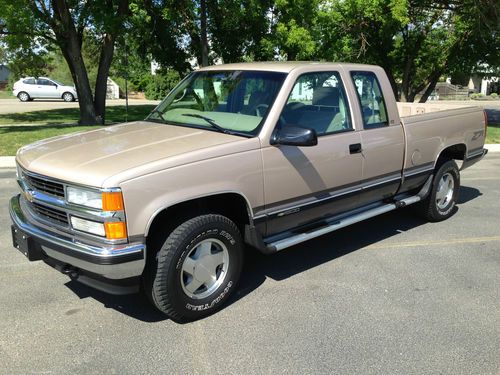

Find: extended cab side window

[351,71,388,129]
[282,71,352,136]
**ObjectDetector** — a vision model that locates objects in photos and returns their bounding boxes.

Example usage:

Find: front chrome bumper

[9,195,146,280]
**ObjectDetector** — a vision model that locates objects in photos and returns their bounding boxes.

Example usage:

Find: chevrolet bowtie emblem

[24,189,35,202]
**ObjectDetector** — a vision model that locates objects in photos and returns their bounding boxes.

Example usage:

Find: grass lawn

[0,124,102,156]
[0,104,155,125]
[0,104,155,155]
[486,124,500,144]
[0,90,14,99]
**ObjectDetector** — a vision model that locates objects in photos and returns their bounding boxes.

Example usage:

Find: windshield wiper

[182,113,232,134]
[148,109,168,122]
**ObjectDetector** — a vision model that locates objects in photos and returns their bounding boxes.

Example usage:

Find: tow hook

[62,265,79,280]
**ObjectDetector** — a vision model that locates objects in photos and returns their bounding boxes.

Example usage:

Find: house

[468,74,499,95]
[106,77,120,99]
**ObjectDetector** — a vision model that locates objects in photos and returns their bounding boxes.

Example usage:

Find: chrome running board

[265,175,433,252]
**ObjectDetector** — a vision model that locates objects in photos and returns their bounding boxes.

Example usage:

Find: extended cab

[9,62,488,321]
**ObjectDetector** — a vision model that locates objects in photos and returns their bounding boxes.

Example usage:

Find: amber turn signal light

[102,191,124,211]
[105,222,127,240]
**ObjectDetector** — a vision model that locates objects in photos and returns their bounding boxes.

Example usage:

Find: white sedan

[13,77,78,102]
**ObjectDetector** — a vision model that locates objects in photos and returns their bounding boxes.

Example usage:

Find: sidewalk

[2,144,499,169]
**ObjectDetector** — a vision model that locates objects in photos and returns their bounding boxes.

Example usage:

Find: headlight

[66,186,102,209]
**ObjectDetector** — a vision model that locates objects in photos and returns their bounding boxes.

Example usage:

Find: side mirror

[272,125,318,147]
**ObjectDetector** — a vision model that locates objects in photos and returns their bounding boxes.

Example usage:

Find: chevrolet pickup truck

[9,62,488,321]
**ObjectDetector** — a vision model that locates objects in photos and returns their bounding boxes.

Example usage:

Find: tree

[268,0,320,60]
[207,0,271,62]
[318,0,499,102]
[0,0,129,124]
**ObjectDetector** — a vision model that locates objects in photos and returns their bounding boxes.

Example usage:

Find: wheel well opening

[437,144,466,167]
[145,193,251,257]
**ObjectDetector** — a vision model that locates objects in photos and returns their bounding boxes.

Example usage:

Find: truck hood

[17,121,255,187]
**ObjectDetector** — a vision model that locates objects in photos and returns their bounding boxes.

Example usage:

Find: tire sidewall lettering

[172,224,239,312]
[175,229,219,270]
[185,281,233,311]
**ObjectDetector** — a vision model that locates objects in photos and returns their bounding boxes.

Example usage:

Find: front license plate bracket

[11,225,45,261]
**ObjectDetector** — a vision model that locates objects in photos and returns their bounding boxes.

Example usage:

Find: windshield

[146,70,287,136]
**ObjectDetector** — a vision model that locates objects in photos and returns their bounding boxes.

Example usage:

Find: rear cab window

[350,71,388,129]
[281,71,353,136]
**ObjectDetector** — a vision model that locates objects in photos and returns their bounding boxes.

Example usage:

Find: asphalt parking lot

[0,154,499,374]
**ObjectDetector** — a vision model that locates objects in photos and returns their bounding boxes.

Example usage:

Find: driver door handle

[349,143,362,154]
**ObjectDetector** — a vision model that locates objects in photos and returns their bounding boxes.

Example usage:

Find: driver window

[282,71,352,136]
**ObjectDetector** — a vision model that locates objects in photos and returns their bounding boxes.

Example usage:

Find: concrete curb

[485,144,500,153]
[1,144,499,169]
[0,156,15,168]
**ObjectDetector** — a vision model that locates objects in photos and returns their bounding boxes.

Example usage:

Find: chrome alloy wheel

[436,172,455,210]
[18,92,29,101]
[63,92,74,102]
[180,238,229,300]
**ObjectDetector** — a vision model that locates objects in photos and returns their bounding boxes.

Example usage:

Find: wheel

[17,92,30,102]
[416,160,460,222]
[145,214,243,321]
[62,92,75,102]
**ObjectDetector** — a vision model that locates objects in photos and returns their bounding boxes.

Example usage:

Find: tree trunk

[200,0,209,67]
[94,0,128,123]
[419,71,442,103]
[384,68,399,101]
[94,33,116,124]
[61,45,97,124]
[52,0,97,124]
[400,90,412,102]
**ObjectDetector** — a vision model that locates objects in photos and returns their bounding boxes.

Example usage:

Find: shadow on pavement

[458,185,482,204]
[64,281,168,323]
[61,185,482,323]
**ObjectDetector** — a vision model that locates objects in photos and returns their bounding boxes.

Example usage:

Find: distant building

[0,64,11,88]
[468,74,499,95]
[106,78,120,99]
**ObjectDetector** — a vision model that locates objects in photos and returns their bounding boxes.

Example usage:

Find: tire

[17,92,30,102]
[145,214,243,322]
[416,160,460,222]
[62,92,75,102]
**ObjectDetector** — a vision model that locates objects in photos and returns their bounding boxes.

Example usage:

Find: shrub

[470,93,485,99]
[144,70,181,100]
[490,93,498,99]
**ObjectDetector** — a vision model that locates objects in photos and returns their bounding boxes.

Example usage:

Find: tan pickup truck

[9,62,488,321]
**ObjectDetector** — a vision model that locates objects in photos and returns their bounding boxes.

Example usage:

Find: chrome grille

[30,202,69,226]
[24,173,65,198]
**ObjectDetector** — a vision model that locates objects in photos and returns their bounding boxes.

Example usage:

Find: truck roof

[198,61,381,73]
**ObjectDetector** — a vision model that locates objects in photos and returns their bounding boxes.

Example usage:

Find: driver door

[261,71,363,236]
[36,79,59,98]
